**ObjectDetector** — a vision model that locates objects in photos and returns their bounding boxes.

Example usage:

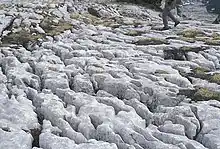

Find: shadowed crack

[2,127,11,132]
[31,126,42,148]
[190,106,203,141]
[164,46,208,61]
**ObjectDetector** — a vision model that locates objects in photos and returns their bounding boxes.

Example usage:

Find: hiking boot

[174,21,180,27]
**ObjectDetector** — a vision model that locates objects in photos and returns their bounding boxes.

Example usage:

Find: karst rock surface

[0,0,220,149]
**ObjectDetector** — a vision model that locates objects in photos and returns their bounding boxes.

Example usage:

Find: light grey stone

[72,74,94,95]
[56,118,87,144]
[0,94,39,131]
[96,90,114,97]
[39,132,77,149]
[42,72,69,93]
[42,120,62,135]
[149,125,207,149]
[158,121,185,136]
[0,129,33,149]
[96,96,132,114]
[77,116,96,139]
[154,105,200,139]
[123,98,153,125]
[192,101,220,149]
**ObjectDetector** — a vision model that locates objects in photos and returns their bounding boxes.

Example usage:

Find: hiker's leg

[162,7,169,28]
[168,11,179,23]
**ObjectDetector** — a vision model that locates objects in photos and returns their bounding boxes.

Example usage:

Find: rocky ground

[0,0,220,149]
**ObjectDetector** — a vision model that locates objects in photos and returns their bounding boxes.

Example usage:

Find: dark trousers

[162,6,179,27]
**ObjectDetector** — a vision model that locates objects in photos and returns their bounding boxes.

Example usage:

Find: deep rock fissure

[31,125,42,148]
[190,106,203,141]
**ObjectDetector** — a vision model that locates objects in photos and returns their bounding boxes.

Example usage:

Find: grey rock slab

[0,129,33,149]
[39,132,77,149]
[32,90,68,125]
[41,120,62,135]
[76,139,118,149]
[115,110,146,129]
[191,78,220,92]
[129,60,179,75]
[64,57,91,68]
[148,124,207,149]
[43,76,69,93]
[64,64,84,78]
[1,56,23,72]
[123,98,153,125]
[96,96,132,114]
[87,61,131,77]
[136,46,164,57]
[197,119,220,149]
[162,60,199,69]
[101,50,115,60]
[86,65,106,76]
[200,51,220,69]
[154,105,200,139]
[42,72,69,93]
[158,121,185,136]
[77,102,116,120]
[65,113,81,130]
[63,91,97,112]
[96,76,140,100]
[38,54,63,64]
[0,94,39,131]
[123,88,141,100]
[187,52,215,71]
[32,89,61,107]
[10,85,27,97]
[39,97,67,123]
[96,122,128,147]
[77,116,96,139]
[6,68,41,90]
[111,121,145,146]
[100,78,129,98]
[158,74,193,88]
[134,75,182,107]
[34,62,65,76]
[55,88,72,100]
[31,49,55,60]
[56,118,87,144]
[111,120,179,149]
[96,90,115,97]
[191,101,220,149]
[0,84,9,98]
[72,74,94,95]
[32,90,68,124]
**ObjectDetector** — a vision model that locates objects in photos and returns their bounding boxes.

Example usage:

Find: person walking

[161,0,180,30]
